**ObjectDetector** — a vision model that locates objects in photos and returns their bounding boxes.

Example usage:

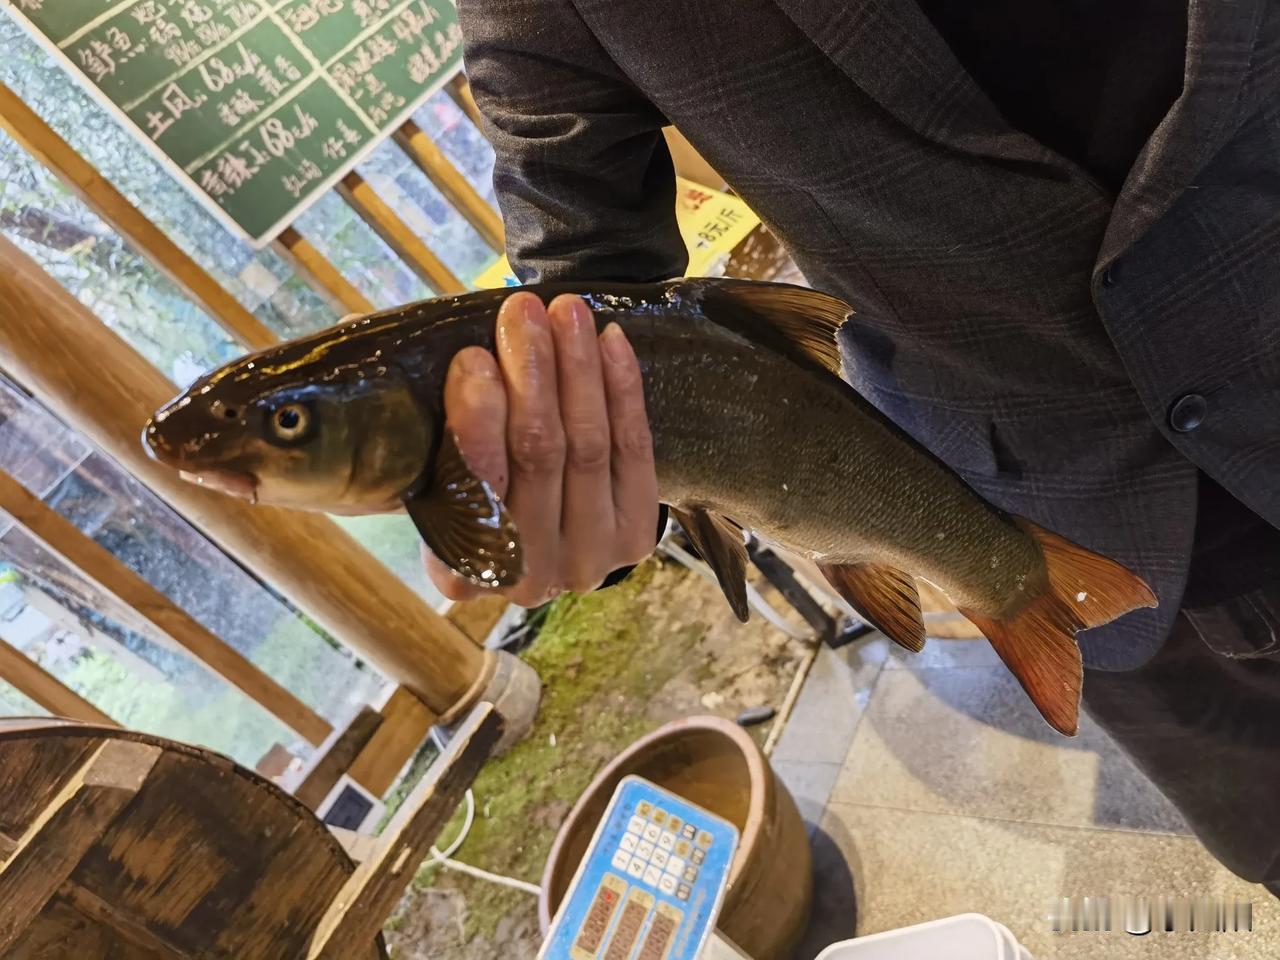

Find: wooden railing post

[393,120,504,252]
[0,236,487,721]
[0,470,331,745]
[336,172,466,295]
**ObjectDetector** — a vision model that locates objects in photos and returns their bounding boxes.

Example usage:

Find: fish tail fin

[959,518,1157,736]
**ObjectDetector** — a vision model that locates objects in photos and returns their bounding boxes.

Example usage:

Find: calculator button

[675,840,691,858]
[691,848,705,865]
[683,865,698,883]
[677,883,691,901]
[659,873,678,895]
[643,865,663,887]
[628,816,646,836]
[620,833,638,853]
[697,831,713,849]
[651,849,669,869]
[627,857,646,879]
[637,801,653,817]
[682,824,696,840]
[658,831,675,851]
[643,824,662,843]
[667,816,683,835]
[667,855,686,875]
[611,850,631,871]
[636,840,655,860]
[652,808,668,827]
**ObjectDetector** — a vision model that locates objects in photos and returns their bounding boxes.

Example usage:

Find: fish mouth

[178,468,258,503]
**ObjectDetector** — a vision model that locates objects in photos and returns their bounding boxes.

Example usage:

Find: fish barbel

[143,278,1156,735]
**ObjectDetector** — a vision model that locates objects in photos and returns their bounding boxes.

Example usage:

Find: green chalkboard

[5,0,465,245]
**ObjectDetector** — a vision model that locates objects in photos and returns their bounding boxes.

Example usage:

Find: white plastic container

[814,913,1034,960]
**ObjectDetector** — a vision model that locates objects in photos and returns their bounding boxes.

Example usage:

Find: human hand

[425,292,660,606]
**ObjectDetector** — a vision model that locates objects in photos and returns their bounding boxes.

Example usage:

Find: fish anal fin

[960,517,1158,737]
[404,431,522,588]
[820,562,925,653]
[698,279,852,378]
[672,506,750,623]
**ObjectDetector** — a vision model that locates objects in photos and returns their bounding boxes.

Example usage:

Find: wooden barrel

[0,718,384,959]
[539,715,813,959]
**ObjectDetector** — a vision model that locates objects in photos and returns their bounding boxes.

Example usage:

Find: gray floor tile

[809,802,1276,960]
[884,637,1001,671]
[830,666,1188,835]
[772,759,840,834]
[770,638,890,767]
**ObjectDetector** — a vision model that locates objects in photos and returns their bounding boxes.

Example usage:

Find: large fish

[143,279,1156,735]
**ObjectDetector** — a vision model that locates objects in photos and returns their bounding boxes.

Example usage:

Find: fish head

[143,356,433,514]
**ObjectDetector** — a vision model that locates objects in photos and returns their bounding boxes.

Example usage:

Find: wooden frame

[0,70,515,803]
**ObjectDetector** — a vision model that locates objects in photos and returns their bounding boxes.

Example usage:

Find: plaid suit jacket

[458,0,1280,669]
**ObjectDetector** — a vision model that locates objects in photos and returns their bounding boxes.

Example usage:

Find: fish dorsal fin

[692,279,853,378]
[821,562,926,652]
[404,431,522,588]
[672,506,750,623]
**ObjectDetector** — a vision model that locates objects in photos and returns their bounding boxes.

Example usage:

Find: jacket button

[1169,393,1207,433]
[1102,259,1122,287]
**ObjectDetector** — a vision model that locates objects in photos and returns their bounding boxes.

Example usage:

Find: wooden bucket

[539,715,813,959]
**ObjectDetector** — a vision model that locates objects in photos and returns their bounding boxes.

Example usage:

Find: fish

[143,278,1157,735]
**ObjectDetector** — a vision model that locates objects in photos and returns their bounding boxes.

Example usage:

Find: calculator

[539,776,739,960]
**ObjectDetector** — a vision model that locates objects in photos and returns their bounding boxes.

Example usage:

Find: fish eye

[223,406,239,420]
[269,403,312,442]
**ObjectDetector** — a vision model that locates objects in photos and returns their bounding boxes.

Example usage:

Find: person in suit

[428,0,1280,892]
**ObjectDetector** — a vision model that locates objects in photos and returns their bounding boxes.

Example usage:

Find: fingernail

[457,349,496,378]
[601,322,631,363]
[498,292,545,328]
[567,296,592,330]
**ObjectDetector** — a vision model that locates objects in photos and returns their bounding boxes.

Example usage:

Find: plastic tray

[815,913,1033,960]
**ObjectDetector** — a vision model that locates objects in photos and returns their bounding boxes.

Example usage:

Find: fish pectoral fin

[404,430,522,589]
[820,562,926,653]
[959,517,1158,737]
[671,506,750,623]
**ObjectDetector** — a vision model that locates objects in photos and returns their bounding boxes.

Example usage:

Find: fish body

[145,278,1155,734]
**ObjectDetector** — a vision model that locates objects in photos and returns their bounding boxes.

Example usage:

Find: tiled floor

[772,635,1278,959]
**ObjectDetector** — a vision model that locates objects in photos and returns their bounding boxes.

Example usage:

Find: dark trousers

[1082,586,1280,884]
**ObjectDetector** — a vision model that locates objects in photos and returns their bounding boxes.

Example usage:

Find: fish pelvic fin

[672,506,750,623]
[695,279,852,378]
[959,517,1158,737]
[404,430,522,588]
[821,562,926,652]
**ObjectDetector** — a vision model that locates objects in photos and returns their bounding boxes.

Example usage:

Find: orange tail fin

[960,518,1157,736]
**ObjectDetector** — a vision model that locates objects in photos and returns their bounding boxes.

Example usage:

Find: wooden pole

[0,236,487,719]
[272,227,376,317]
[393,120,504,253]
[0,642,114,726]
[0,470,331,745]
[306,704,502,959]
[445,74,485,130]
[0,83,277,353]
[336,171,466,295]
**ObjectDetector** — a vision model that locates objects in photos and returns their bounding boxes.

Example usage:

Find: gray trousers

[1082,586,1280,884]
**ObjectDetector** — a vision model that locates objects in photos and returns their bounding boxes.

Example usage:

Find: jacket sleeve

[457,0,688,283]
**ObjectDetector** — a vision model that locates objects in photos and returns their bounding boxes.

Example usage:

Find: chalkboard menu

[5,0,465,245]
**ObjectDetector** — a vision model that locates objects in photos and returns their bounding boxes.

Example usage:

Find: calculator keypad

[607,798,713,896]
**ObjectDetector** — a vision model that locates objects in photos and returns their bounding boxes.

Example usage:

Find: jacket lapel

[769,0,1059,171]
[1097,0,1264,268]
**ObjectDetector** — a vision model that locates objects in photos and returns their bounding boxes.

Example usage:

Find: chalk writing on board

[5,0,466,245]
